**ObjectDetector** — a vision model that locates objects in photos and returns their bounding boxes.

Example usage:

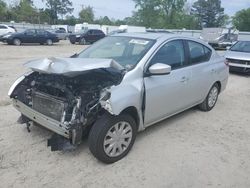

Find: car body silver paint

[225,50,250,61]
[102,34,228,130]
[9,33,229,132]
[225,50,250,68]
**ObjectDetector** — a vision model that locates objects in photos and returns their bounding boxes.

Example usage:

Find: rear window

[0,25,7,29]
[93,30,103,34]
[37,30,46,35]
[187,41,212,64]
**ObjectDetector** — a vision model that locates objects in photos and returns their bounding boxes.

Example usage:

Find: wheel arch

[13,37,22,44]
[119,106,140,129]
[215,81,221,93]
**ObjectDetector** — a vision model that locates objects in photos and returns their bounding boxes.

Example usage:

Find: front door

[23,29,37,43]
[144,40,192,126]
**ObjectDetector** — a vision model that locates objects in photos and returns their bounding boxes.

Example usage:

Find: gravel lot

[0,41,250,188]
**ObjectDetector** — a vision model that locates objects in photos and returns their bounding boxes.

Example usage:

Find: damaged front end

[9,58,124,151]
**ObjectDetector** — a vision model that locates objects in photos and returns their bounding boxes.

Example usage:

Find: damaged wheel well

[120,106,139,130]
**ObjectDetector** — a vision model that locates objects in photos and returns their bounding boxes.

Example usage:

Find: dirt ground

[0,41,250,188]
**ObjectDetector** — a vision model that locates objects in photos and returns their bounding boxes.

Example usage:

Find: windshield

[230,41,250,53]
[77,36,155,69]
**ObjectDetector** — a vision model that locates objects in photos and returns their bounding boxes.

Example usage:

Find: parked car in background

[0,24,16,37]
[9,33,228,163]
[51,29,70,40]
[225,41,250,74]
[69,29,105,45]
[200,28,238,49]
[146,29,174,34]
[8,25,17,32]
[108,29,126,36]
[0,29,59,45]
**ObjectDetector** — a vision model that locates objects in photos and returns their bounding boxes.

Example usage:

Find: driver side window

[26,29,36,35]
[150,40,185,70]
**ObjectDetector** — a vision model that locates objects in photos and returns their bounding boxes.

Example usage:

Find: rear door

[85,30,94,43]
[36,30,47,43]
[95,30,105,40]
[144,40,192,126]
[184,40,214,104]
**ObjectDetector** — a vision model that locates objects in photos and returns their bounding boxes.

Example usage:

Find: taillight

[224,59,229,66]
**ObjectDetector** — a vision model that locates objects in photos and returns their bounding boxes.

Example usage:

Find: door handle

[211,69,216,73]
[180,76,188,83]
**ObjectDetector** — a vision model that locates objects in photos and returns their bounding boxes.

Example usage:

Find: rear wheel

[46,39,53,45]
[88,113,137,163]
[199,83,219,111]
[13,38,21,46]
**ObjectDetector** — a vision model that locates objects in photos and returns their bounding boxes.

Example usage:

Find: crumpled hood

[24,57,124,76]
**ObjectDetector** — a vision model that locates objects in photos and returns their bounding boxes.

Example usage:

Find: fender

[101,78,145,131]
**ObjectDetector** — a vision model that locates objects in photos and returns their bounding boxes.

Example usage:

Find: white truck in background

[200,27,239,49]
[0,24,16,37]
[74,23,146,35]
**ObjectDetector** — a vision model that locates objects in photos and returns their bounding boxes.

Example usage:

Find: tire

[88,113,137,164]
[13,38,21,46]
[46,39,53,45]
[79,38,86,45]
[199,83,219,111]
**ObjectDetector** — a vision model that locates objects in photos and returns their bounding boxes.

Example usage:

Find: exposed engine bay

[10,67,123,150]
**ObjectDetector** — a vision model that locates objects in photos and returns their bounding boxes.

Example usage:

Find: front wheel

[199,83,219,111]
[46,39,53,45]
[13,38,21,46]
[88,113,137,164]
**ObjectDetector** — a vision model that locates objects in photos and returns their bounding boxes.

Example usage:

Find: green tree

[233,8,250,31]
[95,16,113,25]
[133,0,162,28]
[191,0,226,28]
[15,0,37,23]
[79,6,94,23]
[0,0,7,21]
[159,0,187,27]
[133,0,187,28]
[43,0,74,24]
[37,8,51,24]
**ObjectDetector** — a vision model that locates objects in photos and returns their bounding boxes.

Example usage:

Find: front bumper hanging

[12,99,70,138]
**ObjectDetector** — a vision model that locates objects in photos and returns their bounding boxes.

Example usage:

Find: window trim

[184,40,212,66]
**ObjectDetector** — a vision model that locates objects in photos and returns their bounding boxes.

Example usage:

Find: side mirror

[147,63,171,76]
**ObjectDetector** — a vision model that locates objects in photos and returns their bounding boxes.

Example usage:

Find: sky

[10,0,250,19]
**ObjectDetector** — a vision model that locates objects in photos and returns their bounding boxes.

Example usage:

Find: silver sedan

[9,33,229,163]
[225,41,250,74]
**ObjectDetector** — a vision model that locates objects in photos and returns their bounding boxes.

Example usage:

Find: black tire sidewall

[13,38,21,46]
[79,38,86,45]
[205,83,219,111]
[88,113,137,164]
[47,39,52,45]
